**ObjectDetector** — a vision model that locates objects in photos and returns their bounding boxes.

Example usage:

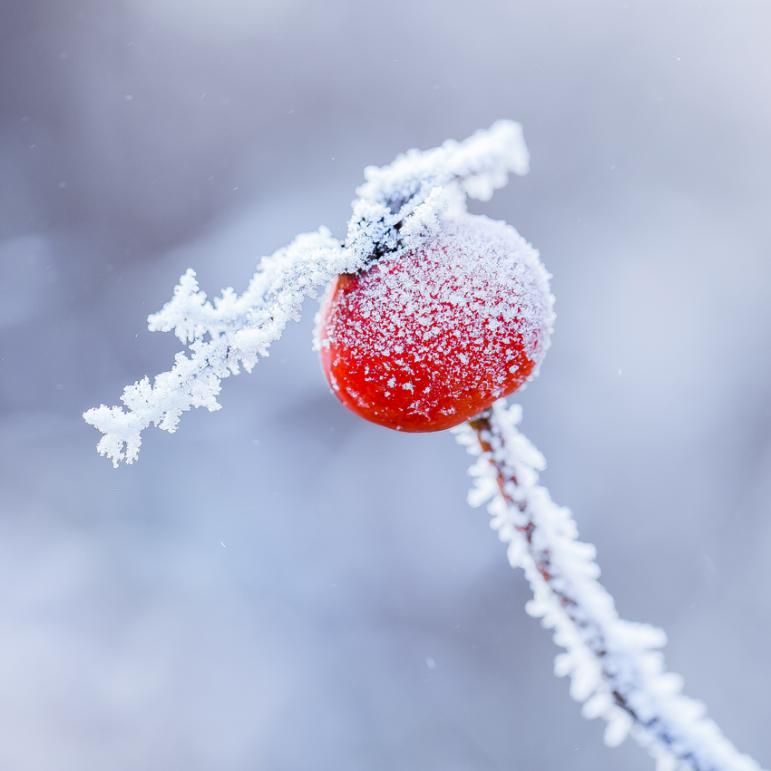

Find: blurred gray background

[1,1,770,769]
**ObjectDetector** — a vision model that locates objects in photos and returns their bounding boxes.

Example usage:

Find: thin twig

[459,401,765,771]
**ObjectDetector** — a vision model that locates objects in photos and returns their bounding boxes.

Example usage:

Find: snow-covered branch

[457,402,765,771]
[83,229,351,466]
[84,120,529,466]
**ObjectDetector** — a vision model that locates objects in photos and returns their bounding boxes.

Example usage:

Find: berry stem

[459,401,765,771]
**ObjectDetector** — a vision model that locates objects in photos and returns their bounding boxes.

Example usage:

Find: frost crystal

[84,121,530,465]
[457,402,766,771]
[84,229,350,466]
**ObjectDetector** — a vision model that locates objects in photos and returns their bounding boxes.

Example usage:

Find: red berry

[317,214,552,432]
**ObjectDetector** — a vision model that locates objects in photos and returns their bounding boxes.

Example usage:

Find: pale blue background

[1,1,770,769]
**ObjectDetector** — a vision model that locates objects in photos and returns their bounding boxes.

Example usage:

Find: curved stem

[457,401,765,771]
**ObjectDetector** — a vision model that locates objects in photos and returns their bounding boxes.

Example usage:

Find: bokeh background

[1,1,770,769]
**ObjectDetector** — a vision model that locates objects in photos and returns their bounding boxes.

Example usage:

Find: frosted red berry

[318,214,552,432]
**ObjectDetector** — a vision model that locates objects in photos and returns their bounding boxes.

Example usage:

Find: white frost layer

[84,230,350,466]
[84,120,530,465]
[318,213,554,425]
[457,402,766,771]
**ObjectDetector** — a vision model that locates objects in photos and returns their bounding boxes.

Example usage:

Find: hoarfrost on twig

[84,120,529,466]
[457,402,766,771]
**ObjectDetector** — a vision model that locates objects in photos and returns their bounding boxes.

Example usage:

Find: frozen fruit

[317,214,553,431]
